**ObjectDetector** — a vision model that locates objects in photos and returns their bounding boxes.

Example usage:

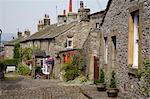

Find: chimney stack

[24,29,30,37]
[17,31,22,38]
[63,10,66,16]
[69,0,72,12]
[44,14,50,26]
[80,1,84,9]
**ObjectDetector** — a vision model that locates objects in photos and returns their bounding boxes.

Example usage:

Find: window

[40,60,43,66]
[128,10,141,69]
[68,41,72,46]
[111,36,116,68]
[67,37,73,49]
[96,23,100,28]
[104,37,108,64]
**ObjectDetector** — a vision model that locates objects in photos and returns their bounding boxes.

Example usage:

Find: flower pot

[106,88,119,97]
[96,83,106,91]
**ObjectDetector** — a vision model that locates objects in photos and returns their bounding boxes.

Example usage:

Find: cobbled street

[0,73,122,99]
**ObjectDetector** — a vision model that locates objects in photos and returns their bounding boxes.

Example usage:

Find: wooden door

[94,56,99,80]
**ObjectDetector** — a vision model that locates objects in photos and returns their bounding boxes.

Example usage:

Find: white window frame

[67,37,73,49]
[104,37,108,64]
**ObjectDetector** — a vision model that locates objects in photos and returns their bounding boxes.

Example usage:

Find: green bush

[16,64,31,76]
[99,69,105,83]
[0,61,6,71]
[4,59,18,65]
[61,53,86,82]
[94,68,105,84]
[35,65,42,74]
[13,43,20,60]
[139,60,150,97]
[0,59,18,71]
[62,61,79,81]
[109,70,117,88]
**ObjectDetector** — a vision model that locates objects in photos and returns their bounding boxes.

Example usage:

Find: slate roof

[40,21,77,39]
[21,21,77,42]
[21,24,57,42]
[4,38,21,46]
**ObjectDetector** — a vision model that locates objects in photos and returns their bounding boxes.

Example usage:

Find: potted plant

[95,68,106,91]
[107,70,119,97]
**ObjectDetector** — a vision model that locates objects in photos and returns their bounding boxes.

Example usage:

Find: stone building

[20,0,93,79]
[4,30,31,59]
[98,0,150,97]
[3,0,150,97]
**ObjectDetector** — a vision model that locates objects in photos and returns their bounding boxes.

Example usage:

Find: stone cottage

[4,30,31,59]
[99,0,150,97]
[20,0,97,79]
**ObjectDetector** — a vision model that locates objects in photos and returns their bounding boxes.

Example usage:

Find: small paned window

[67,37,73,49]
[96,23,100,28]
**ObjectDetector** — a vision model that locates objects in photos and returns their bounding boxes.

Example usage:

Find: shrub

[94,68,105,84]
[109,70,116,88]
[99,69,105,83]
[16,64,31,76]
[13,43,20,60]
[139,60,150,97]
[0,59,18,71]
[4,59,18,65]
[61,53,86,81]
[0,61,6,71]
[35,65,42,74]
[62,61,79,81]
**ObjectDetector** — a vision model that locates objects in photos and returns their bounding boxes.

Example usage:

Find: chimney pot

[63,10,66,16]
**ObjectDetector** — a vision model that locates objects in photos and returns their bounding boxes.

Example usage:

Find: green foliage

[94,68,105,84]
[35,65,42,74]
[94,79,101,84]
[61,53,86,81]
[99,69,105,83]
[109,71,117,88]
[20,47,33,61]
[16,64,31,76]
[62,61,79,81]
[78,75,87,83]
[139,60,150,97]
[0,61,6,71]
[0,59,18,71]
[13,43,20,59]
[72,54,86,71]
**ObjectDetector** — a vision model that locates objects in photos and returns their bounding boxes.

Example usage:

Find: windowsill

[128,67,141,79]
[66,47,73,49]
[128,67,138,75]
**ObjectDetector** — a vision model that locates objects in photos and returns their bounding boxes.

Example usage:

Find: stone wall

[100,0,150,97]
[4,46,14,59]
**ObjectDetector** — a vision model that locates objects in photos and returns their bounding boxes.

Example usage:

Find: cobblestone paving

[0,73,124,99]
[0,73,88,99]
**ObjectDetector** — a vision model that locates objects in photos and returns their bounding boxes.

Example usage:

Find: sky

[0,0,108,41]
